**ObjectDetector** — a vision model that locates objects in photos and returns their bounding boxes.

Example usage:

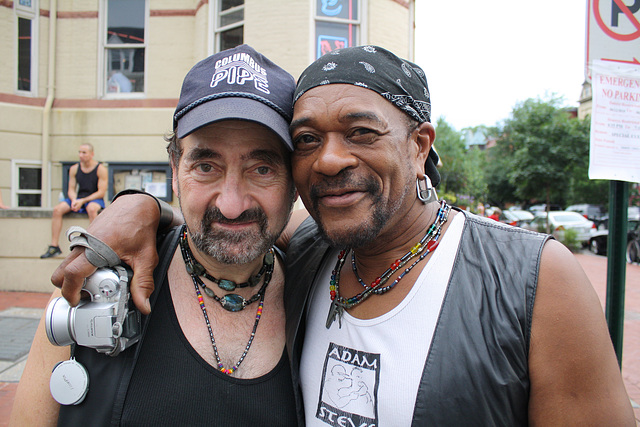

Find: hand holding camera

[45,265,141,356]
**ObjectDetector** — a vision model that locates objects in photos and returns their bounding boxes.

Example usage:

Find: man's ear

[412,121,436,178]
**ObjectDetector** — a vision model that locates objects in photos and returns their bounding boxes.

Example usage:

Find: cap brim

[176,97,294,151]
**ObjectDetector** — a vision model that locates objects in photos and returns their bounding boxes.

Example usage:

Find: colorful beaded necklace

[179,226,274,312]
[179,225,274,374]
[326,200,450,328]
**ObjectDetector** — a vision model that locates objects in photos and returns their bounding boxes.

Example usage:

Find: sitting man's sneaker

[40,246,62,258]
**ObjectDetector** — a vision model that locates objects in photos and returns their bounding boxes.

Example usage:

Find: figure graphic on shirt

[324,364,374,416]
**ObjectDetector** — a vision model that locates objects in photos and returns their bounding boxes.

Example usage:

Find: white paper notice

[589,60,640,183]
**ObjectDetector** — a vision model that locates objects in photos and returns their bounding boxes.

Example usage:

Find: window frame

[211,0,244,54]
[107,162,173,203]
[11,160,43,208]
[314,0,363,59]
[14,0,39,96]
[99,0,149,99]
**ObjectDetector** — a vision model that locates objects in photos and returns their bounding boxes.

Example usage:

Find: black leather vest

[285,210,550,426]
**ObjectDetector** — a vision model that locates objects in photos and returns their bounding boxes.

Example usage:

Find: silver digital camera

[45,266,141,356]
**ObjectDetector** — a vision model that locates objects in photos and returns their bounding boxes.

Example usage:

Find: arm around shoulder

[528,239,635,425]
[9,290,69,426]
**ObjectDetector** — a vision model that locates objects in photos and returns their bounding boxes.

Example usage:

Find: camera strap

[66,226,132,357]
[66,226,121,268]
[109,264,132,356]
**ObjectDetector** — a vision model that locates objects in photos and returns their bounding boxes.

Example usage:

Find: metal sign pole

[605,180,629,366]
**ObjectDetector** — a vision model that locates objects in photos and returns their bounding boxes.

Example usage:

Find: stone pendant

[218,279,237,291]
[220,294,245,312]
[203,286,216,299]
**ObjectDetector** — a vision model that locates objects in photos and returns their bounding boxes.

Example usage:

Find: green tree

[435,118,466,201]
[434,118,488,208]
[494,97,603,212]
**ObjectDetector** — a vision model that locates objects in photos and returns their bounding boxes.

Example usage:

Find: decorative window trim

[211,0,244,54]
[11,160,43,208]
[313,0,364,60]
[14,0,39,97]
[15,0,37,15]
[98,0,149,99]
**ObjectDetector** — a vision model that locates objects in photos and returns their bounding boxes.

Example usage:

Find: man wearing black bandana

[46,46,633,426]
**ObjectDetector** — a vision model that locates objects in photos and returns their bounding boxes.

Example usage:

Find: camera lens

[45,297,76,346]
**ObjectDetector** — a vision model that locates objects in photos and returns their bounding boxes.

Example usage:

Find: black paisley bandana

[294,45,440,187]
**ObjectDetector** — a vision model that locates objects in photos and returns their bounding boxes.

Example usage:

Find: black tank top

[121,276,298,426]
[75,163,100,199]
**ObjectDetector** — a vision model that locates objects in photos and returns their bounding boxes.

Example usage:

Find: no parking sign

[587,0,640,80]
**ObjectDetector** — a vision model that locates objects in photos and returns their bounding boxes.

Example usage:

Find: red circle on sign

[594,0,640,41]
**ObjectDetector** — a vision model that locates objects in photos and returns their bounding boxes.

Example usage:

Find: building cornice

[0,93,177,109]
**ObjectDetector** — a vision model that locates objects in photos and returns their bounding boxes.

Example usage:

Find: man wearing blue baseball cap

[11,45,298,425]
[42,46,633,426]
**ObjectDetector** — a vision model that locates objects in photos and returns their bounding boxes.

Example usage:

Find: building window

[15,1,38,94]
[103,0,147,95]
[315,0,359,58]
[12,161,42,207]
[108,163,173,203]
[213,0,244,52]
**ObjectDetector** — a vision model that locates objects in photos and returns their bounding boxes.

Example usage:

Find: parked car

[522,211,595,244]
[628,223,640,264]
[527,203,563,214]
[499,209,534,227]
[589,215,640,256]
[565,204,606,227]
[596,206,640,230]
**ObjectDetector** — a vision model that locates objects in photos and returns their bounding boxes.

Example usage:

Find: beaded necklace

[179,226,274,312]
[179,225,274,375]
[186,251,272,292]
[326,200,450,328]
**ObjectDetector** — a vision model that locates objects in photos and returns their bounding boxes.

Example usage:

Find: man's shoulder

[96,162,108,175]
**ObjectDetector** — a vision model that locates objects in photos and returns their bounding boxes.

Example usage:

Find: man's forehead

[182,136,287,164]
[291,84,397,126]
[186,120,287,152]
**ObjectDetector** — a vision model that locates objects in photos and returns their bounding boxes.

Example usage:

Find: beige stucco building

[0,0,415,292]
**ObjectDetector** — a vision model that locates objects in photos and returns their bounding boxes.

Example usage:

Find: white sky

[414,1,588,130]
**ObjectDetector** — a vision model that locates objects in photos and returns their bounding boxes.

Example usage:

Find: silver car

[523,211,595,244]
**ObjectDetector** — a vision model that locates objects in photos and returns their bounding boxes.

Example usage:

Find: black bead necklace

[326,200,450,328]
[179,225,274,312]
[178,225,274,374]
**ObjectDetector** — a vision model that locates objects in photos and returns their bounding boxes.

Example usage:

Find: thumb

[126,248,159,315]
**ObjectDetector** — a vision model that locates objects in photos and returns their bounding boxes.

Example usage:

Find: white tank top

[300,214,465,426]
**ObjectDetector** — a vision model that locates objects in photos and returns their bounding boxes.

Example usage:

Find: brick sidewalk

[0,254,638,424]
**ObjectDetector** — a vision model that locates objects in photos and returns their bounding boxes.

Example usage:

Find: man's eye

[196,164,213,173]
[351,128,375,137]
[256,166,271,175]
[293,134,318,147]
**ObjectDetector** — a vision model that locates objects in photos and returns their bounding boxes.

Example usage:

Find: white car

[522,211,595,244]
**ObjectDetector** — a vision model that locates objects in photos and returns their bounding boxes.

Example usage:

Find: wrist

[112,189,173,232]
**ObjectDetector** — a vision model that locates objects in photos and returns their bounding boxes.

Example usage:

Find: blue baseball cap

[173,45,296,151]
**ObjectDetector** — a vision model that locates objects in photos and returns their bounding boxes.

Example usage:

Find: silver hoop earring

[416,175,436,203]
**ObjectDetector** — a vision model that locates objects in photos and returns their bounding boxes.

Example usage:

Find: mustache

[202,206,267,226]
[309,171,380,200]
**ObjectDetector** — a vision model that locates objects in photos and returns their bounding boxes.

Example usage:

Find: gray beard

[187,206,277,265]
[311,173,413,249]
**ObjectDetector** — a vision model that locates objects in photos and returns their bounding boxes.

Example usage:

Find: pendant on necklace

[326,300,343,329]
[218,279,237,291]
[220,294,246,312]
